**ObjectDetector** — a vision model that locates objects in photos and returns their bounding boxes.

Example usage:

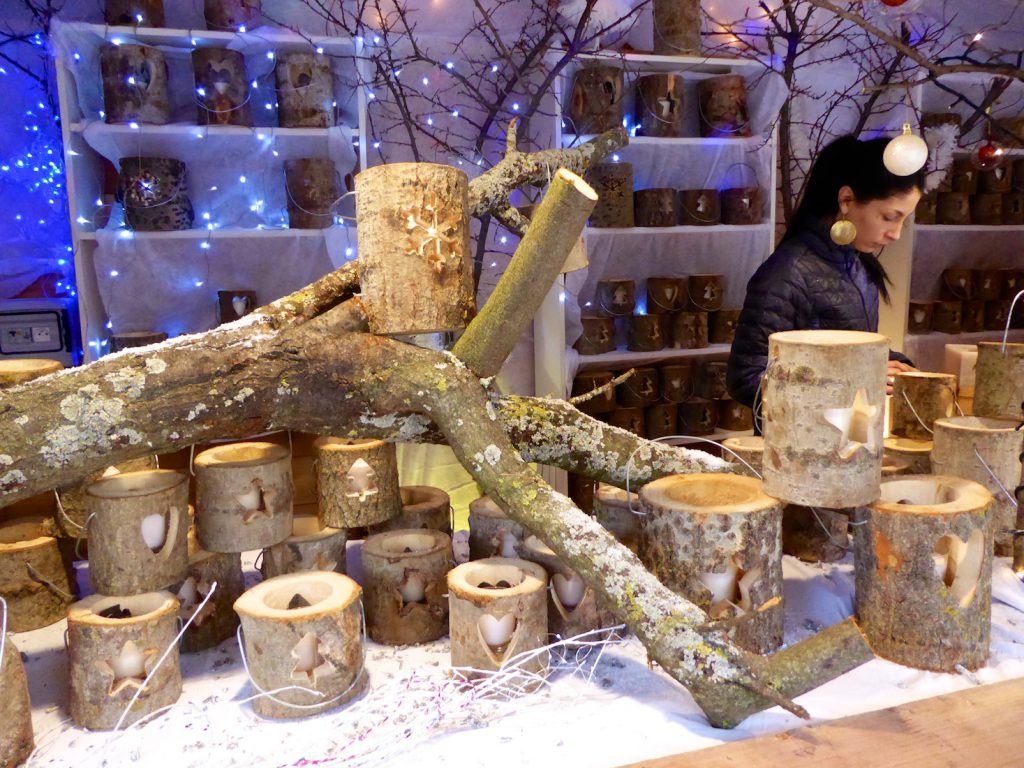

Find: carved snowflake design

[404,192,461,274]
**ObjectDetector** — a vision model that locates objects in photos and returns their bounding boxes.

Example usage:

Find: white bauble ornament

[884,124,929,176]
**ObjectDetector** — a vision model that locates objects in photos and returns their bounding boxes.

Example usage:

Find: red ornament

[973,140,1006,171]
[880,0,909,5]
[978,143,998,163]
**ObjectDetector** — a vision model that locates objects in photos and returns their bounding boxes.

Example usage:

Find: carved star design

[404,191,462,274]
[102,640,159,695]
[823,388,881,460]
[236,479,274,523]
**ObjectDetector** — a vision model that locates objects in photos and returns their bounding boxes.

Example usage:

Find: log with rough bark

[0,140,878,729]
[0,513,74,631]
[974,342,1024,421]
[890,372,957,440]
[0,627,34,767]
[314,437,400,529]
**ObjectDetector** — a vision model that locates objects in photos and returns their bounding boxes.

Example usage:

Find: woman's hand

[886,359,917,395]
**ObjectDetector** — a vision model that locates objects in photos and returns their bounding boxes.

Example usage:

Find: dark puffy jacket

[726,221,912,408]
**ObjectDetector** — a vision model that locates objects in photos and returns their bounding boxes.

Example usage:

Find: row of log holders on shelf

[916,156,1024,224]
[584,162,763,228]
[907,298,1024,335]
[576,308,738,354]
[104,0,259,31]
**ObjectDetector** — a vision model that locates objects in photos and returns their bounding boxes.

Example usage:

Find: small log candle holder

[616,366,659,407]
[1001,267,1024,298]
[659,363,693,403]
[362,529,453,645]
[970,192,1002,226]
[949,158,978,194]
[275,53,335,128]
[593,484,642,552]
[585,162,634,228]
[936,192,970,225]
[571,370,616,415]
[68,592,182,730]
[633,74,684,138]
[634,188,677,227]
[974,342,1024,421]
[890,372,957,440]
[962,300,986,333]
[854,476,992,671]
[100,44,170,125]
[720,187,762,224]
[694,360,728,400]
[285,158,340,230]
[109,331,167,352]
[721,435,764,477]
[668,311,708,349]
[609,406,646,436]
[639,473,784,654]
[626,314,665,352]
[356,162,474,335]
[932,300,963,334]
[568,65,625,134]
[118,157,194,232]
[261,513,347,578]
[978,164,1013,193]
[645,277,685,315]
[975,269,1004,301]
[447,558,549,684]
[1002,192,1024,224]
[105,0,164,25]
[194,442,294,553]
[54,456,159,541]
[645,403,679,439]
[233,571,366,718]
[0,358,61,387]
[0,514,74,631]
[468,495,527,561]
[762,330,887,508]
[192,48,252,127]
[718,399,753,432]
[205,0,261,30]
[709,309,740,344]
[175,547,244,654]
[984,300,1011,331]
[0,624,33,767]
[697,75,751,138]
[217,289,257,324]
[369,485,452,536]
[685,274,724,312]
[653,0,701,55]
[914,193,937,224]
[314,437,400,529]
[883,436,933,475]
[678,397,717,436]
[931,416,1023,556]
[596,278,636,316]
[677,189,721,227]
[86,469,190,595]
[782,505,848,563]
[574,315,616,355]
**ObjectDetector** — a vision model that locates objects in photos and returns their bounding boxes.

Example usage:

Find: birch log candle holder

[762,330,888,508]
[447,558,549,685]
[694,360,729,400]
[369,485,452,536]
[194,442,294,553]
[931,416,1024,556]
[1,614,34,767]
[685,274,724,312]
[974,342,1024,420]
[100,44,170,125]
[634,188,677,227]
[633,74,684,137]
[204,0,260,30]
[645,277,685,314]
[653,0,701,54]
[361,529,452,645]
[175,548,244,654]
[677,189,721,226]
[596,278,636,317]
[571,371,615,415]
[355,162,474,335]
[854,476,993,671]
[68,592,182,730]
[314,437,400,529]
[192,48,252,127]
[639,474,784,654]
[0,514,74,631]
[585,162,634,228]
[118,157,194,232]
[891,372,957,440]
[0,358,61,387]
[285,158,340,230]
[616,366,659,407]
[781,505,848,563]
[233,572,366,718]
[668,310,708,349]
[721,435,764,477]
[884,436,933,475]
[697,75,751,137]
[645,403,678,440]
[260,513,347,579]
[626,314,665,352]
[659,363,693,403]
[678,397,718,436]
[609,407,645,436]
[105,0,164,25]
[468,496,528,561]
[568,65,625,134]
[709,309,741,344]
[275,53,334,128]
[574,315,616,355]
[593,484,642,552]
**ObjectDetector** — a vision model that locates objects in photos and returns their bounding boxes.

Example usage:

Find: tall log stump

[86,469,189,595]
[361,529,452,645]
[356,163,474,335]
[568,65,625,134]
[194,442,294,553]
[854,476,992,671]
[175,547,244,654]
[260,513,347,578]
[369,485,452,536]
[234,572,366,718]
[762,330,888,508]
[931,416,1023,556]
[639,474,784,654]
[593,483,642,553]
[884,436,933,475]
[314,437,400,529]
[0,627,33,767]
[0,358,61,387]
[285,158,339,230]
[585,162,634,228]
[100,44,170,125]
[974,342,1024,421]
[891,372,957,440]
[721,435,763,477]
[192,48,252,127]
[275,53,334,128]
[468,495,528,560]
[653,0,701,55]
[447,558,549,685]
[0,513,74,631]
[633,74,684,138]
[68,592,182,730]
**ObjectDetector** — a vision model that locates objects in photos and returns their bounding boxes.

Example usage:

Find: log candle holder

[932,299,963,334]
[369,485,452,536]
[890,372,957,440]
[709,309,741,344]
[260,513,347,578]
[0,513,74,631]
[962,299,986,333]
[974,342,1024,420]
[678,397,718,436]
[68,592,182,730]
[192,48,252,127]
[668,310,708,349]
[468,496,527,561]
[596,278,636,316]
[694,360,729,400]
[633,73,684,138]
[1003,192,1024,224]
[653,0,701,55]
[314,437,400,529]
[677,189,720,225]
[936,192,970,225]
[0,621,33,766]
[884,436,933,475]
[571,370,616,415]
[984,299,1011,331]
[568,65,625,134]
[721,435,763,477]
[659,363,693,403]
[915,193,937,224]
[100,44,170,125]
[194,442,294,553]
[685,274,724,312]
[697,75,751,138]
[720,187,762,224]
[593,484,642,552]
[205,0,260,30]
[362,529,453,645]
[854,476,992,671]
[616,366,659,407]
[585,162,634,228]
[639,473,784,653]
[970,192,1002,226]
[233,571,366,718]
[609,406,646,436]
[634,188,677,227]
[574,315,616,355]
[645,277,685,315]
[975,269,1004,301]
[217,289,257,324]
[718,399,753,432]
[285,158,340,230]
[978,164,1013,193]
[105,0,164,25]
[118,157,194,232]
[626,314,665,352]
[949,158,978,194]
[645,403,679,439]
[175,547,244,654]
[275,53,334,128]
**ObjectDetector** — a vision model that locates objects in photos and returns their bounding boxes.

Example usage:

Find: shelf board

[575,344,731,371]
[69,121,340,138]
[560,49,764,74]
[584,223,769,236]
[915,224,1024,232]
[563,133,762,148]
[905,329,1024,343]
[76,22,356,55]
[665,428,754,447]
[77,227,343,241]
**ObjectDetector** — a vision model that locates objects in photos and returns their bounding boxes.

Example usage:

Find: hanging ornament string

[0,597,7,674]
[974,447,1020,507]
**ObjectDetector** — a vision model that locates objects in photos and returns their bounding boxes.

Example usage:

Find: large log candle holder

[192,48,252,127]
[100,44,170,125]
[314,437,400,529]
[275,53,334,128]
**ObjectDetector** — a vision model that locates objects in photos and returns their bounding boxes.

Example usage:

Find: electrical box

[0,298,80,367]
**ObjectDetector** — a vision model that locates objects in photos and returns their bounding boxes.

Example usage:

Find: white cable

[974,447,1019,506]
[1002,288,1024,353]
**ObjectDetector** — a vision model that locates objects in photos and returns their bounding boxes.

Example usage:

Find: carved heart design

[478,613,517,661]
[140,513,167,553]
[552,572,586,611]
[933,529,985,608]
[232,295,250,317]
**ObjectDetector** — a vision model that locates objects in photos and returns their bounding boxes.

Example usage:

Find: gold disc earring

[830,217,857,246]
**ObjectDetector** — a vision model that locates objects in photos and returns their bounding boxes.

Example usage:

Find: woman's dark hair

[784,134,926,302]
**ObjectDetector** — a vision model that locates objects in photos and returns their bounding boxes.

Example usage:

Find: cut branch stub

[314,437,400,529]
[855,475,993,671]
[355,162,474,335]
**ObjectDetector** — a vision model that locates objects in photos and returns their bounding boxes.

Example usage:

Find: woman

[726,135,923,414]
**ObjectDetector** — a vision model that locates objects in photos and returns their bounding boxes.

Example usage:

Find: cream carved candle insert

[194,442,294,553]
[467,495,528,561]
[314,437,400,529]
[362,529,453,645]
[0,512,74,631]
[762,330,888,508]
[86,469,190,596]
[260,512,347,579]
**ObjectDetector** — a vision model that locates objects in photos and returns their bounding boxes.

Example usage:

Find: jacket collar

[796,218,859,266]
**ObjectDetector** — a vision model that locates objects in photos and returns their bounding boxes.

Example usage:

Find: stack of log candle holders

[907,266,1024,334]
[917,156,1024,226]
